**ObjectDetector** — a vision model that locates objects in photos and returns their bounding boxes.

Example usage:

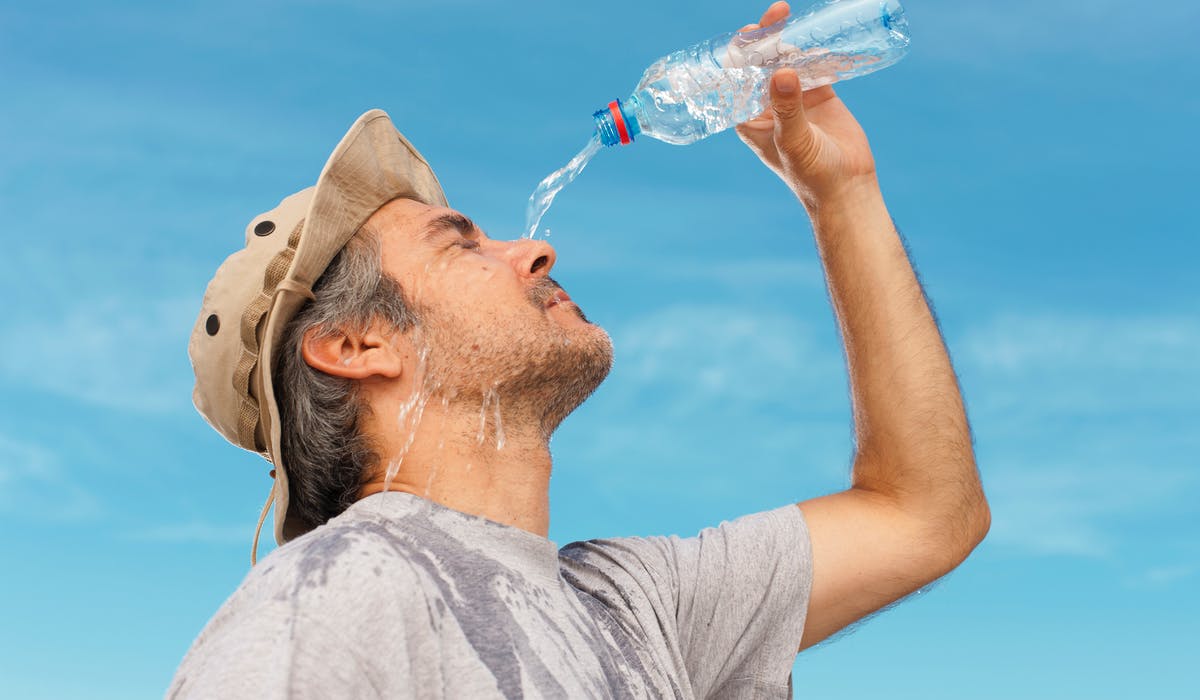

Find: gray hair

[274,227,416,532]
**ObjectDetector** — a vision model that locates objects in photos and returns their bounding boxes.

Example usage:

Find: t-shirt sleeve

[561,503,812,699]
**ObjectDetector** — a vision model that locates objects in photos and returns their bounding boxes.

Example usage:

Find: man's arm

[735,3,990,651]
[791,181,990,649]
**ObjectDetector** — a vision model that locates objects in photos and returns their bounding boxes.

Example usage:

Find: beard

[413,278,613,437]
[517,278,613,432]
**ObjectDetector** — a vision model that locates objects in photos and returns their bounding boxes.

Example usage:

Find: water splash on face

[382,333,434,496]
[493,391,506,451]
[524,135,603,239]
[477,384,504,450]
[379,251,446,499]
[435,391,452,453]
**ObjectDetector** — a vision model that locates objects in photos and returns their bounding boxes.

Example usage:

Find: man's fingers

[739,3,789,49]
[737,3,801,172]
[735,119,775,153]
[758,1,790,27]
[802,85,838,110]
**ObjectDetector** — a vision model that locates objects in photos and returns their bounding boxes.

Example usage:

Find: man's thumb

[770,69,816,165]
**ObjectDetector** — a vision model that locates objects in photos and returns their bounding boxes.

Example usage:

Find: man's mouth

[529,278,567,309]
[530,278,589,322]
[545,289,573,309]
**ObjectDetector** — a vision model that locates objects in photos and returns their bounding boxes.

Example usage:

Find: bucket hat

[187,109,447,562]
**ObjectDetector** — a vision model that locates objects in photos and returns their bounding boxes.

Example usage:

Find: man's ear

[300,321,404,380]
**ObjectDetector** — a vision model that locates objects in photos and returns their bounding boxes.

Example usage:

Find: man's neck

[357,394,553,537]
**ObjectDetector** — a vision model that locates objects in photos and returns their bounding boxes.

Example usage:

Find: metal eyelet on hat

[253,220,276,236]
[205,314,220,335]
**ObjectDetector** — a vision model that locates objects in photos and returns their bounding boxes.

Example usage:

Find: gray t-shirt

[168,492,812,699]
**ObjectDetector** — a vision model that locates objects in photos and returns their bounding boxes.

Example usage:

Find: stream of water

[523,135,603,239]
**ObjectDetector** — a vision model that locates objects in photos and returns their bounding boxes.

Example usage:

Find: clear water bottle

[593,0,910,147]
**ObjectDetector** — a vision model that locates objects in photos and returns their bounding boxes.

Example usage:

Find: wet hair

[274,227,416,532]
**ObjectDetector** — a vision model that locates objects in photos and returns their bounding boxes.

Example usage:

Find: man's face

[366,197,613,432]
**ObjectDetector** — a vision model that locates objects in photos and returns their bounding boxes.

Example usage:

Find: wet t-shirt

[167,492,813,699]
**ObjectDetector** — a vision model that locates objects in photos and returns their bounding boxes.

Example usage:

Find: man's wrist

[797,175,888,229]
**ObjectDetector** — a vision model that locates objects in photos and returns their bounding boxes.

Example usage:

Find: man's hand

[734,1,879,206]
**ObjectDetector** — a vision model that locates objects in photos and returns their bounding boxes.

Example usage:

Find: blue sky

[2,0,1197,697]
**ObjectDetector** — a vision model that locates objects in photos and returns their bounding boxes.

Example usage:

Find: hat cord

[250,482,276,566]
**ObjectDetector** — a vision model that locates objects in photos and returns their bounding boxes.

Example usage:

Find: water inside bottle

[524,134,602,239]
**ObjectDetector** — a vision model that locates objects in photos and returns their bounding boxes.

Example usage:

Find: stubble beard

[416,282,613,439]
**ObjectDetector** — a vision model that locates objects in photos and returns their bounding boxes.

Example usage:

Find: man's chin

[536,326,613,434]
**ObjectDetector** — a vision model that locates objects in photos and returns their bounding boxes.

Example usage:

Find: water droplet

[493,391,506,451]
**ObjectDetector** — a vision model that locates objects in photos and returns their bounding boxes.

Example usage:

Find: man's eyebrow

[422,213,477,241]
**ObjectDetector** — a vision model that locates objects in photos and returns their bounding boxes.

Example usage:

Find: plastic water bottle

[593,0,910,147]
[524,0,910,237]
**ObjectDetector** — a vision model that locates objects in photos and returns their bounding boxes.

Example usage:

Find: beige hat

[188,109,448,563]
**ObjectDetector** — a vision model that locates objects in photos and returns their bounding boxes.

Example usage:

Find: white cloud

[984,461,1196,558]
[0,434,101,521]
[1124,563,1199,590]
[958,312,1200,417]
[961,313,1199,374]
[959,311,1199,558]
[611,303,844,409]
[0,296,198,413]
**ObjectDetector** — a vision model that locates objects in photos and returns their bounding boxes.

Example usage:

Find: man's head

[188,110,610,553]
[275,199,612,533]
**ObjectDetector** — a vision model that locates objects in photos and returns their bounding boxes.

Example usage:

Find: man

[172,3,989,696]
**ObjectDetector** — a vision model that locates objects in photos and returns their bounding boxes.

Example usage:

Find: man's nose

[488,238,557,278]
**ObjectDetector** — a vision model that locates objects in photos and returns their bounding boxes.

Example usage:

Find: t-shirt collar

[348,491,562,585]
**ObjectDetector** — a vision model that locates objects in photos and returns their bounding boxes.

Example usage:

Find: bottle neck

[592,97,641,147]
